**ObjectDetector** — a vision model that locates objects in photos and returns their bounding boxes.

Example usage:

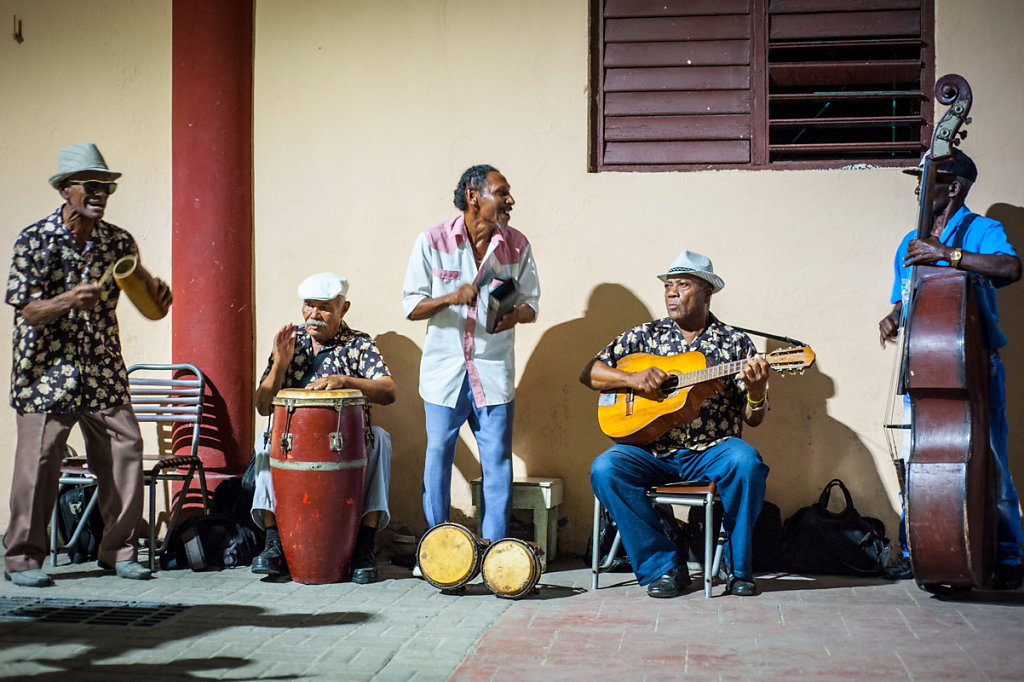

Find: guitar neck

[677,358,749,388]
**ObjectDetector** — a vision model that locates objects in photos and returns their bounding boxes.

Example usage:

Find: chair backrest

[127,363,205,460]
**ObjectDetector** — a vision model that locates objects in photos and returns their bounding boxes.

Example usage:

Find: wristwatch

[949,247,963,269]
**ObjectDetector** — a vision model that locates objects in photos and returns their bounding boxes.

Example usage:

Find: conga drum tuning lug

[329,432,344,452]
[280,433,293,453]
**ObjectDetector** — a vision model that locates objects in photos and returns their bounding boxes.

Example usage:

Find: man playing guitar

[582,250,770,598]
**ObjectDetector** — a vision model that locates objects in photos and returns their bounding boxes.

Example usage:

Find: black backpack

[160,477,264,571]
[57,486,104,564]
[161,512,262,571]
[686,499,787,572]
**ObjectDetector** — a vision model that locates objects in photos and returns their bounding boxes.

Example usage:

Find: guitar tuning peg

[959,130,968,139]
[965,117,972,125]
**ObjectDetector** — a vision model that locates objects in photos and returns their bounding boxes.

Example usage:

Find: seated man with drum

[250,272,396,584]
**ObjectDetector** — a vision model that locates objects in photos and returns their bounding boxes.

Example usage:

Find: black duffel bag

[784,479,890,576]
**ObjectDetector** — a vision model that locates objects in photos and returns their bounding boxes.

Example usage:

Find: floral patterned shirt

[261,324,391,390]
[7,207,138,414]
[595,313,756,456]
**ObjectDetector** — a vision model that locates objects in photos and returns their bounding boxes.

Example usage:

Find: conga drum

[270,388,367,584]
[481,538,543,599]
[417,523,485,590]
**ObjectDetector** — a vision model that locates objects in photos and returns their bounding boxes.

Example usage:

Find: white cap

[297,272,349,301]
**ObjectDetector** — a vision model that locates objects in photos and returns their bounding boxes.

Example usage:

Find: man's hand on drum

[272,324,297,368]
[306,374,348,391]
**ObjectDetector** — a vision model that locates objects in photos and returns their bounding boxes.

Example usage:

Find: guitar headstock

[765,346,815,374]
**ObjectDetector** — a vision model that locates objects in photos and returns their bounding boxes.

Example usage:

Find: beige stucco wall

[2,0,1022,557]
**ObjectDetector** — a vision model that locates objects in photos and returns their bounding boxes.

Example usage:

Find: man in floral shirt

[5,143,171,587]
[583,251,770,598]
[249,272,395,584]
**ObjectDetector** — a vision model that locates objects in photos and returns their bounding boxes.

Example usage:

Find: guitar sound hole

[660,376,679,397]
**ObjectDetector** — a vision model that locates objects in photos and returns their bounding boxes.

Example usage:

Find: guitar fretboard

[667,359,749,390]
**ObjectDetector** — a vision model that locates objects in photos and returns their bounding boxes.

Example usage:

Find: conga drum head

[481,538,543,599]
[272,387,366,408]
[417,523,481,589]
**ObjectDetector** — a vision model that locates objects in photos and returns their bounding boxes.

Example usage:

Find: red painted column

[171,0,254,475]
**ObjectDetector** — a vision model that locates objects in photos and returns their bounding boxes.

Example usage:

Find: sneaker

[646,566,692,598]
[4,568,54,588]
[992,563,1023,591]
[99,560,152,580]
[884,556,914,580]
[252,537,287,576]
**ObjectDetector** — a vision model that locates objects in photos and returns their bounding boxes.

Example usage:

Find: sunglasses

[67,180,118,195]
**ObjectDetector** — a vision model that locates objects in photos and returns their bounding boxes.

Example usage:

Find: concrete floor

[2,552,1023,681]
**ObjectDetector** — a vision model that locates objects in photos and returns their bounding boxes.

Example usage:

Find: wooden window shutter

[594,0,756,171]
[767,0,933,165]
[591,0,934,171]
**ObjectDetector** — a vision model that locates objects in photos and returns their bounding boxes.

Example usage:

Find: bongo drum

[270,388,367,584]
[417,522,486,590]
[481,538,544,599]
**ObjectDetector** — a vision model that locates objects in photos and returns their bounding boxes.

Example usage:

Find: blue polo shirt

[890,205,1016,349]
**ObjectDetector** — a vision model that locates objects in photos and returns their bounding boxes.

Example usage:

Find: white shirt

[402,214,540,407]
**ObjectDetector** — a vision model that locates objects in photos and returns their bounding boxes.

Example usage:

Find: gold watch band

[950,247,963,269]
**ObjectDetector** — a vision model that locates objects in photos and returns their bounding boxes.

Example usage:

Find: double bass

[894,74,997,590]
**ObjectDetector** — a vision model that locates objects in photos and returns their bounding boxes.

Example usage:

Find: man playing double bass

[879,149,1023,589]
[583,250,770,598]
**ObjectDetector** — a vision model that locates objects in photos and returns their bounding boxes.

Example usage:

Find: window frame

[589,0,936,172]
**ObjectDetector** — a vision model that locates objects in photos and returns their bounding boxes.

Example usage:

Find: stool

[592,481,725,597]
[470,476,562,570]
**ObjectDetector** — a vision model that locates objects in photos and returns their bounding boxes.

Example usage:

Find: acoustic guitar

[597,346,815,445]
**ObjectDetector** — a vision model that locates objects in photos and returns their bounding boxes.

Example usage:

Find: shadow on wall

[373,331,478,536]
[514,285,896,555]
[513,283,655,555]
[746,341,895,534]
[986,202,1024,518]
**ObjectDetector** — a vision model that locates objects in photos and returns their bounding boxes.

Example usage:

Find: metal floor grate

[0,596,192,627]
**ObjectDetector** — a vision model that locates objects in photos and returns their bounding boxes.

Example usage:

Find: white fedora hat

[657,250,725,293]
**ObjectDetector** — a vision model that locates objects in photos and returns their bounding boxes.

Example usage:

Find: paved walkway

[2,555,1023,681]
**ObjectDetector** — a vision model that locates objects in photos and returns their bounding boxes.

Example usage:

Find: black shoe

[351,549,378,585]
[725,575,757,596]
[992,563,1023,591]
[252,537,287,576]
[351,525,378,584]
[647,566,691,598]
[884,556,914,581]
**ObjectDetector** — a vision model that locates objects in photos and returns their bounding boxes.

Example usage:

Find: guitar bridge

[625,390,634,417]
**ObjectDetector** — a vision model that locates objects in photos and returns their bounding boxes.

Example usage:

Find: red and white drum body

[270,388,366,584]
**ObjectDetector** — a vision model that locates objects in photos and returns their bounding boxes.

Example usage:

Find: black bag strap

[951,212,978,250]
[817,479,854,514]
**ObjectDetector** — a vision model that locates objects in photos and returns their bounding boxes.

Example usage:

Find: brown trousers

[5,405,144,572]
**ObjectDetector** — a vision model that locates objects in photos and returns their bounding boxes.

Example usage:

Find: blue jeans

[590,437,768,585]
[990,353,1023,564]
[897,352,1023,564]
[423,375,514,541]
